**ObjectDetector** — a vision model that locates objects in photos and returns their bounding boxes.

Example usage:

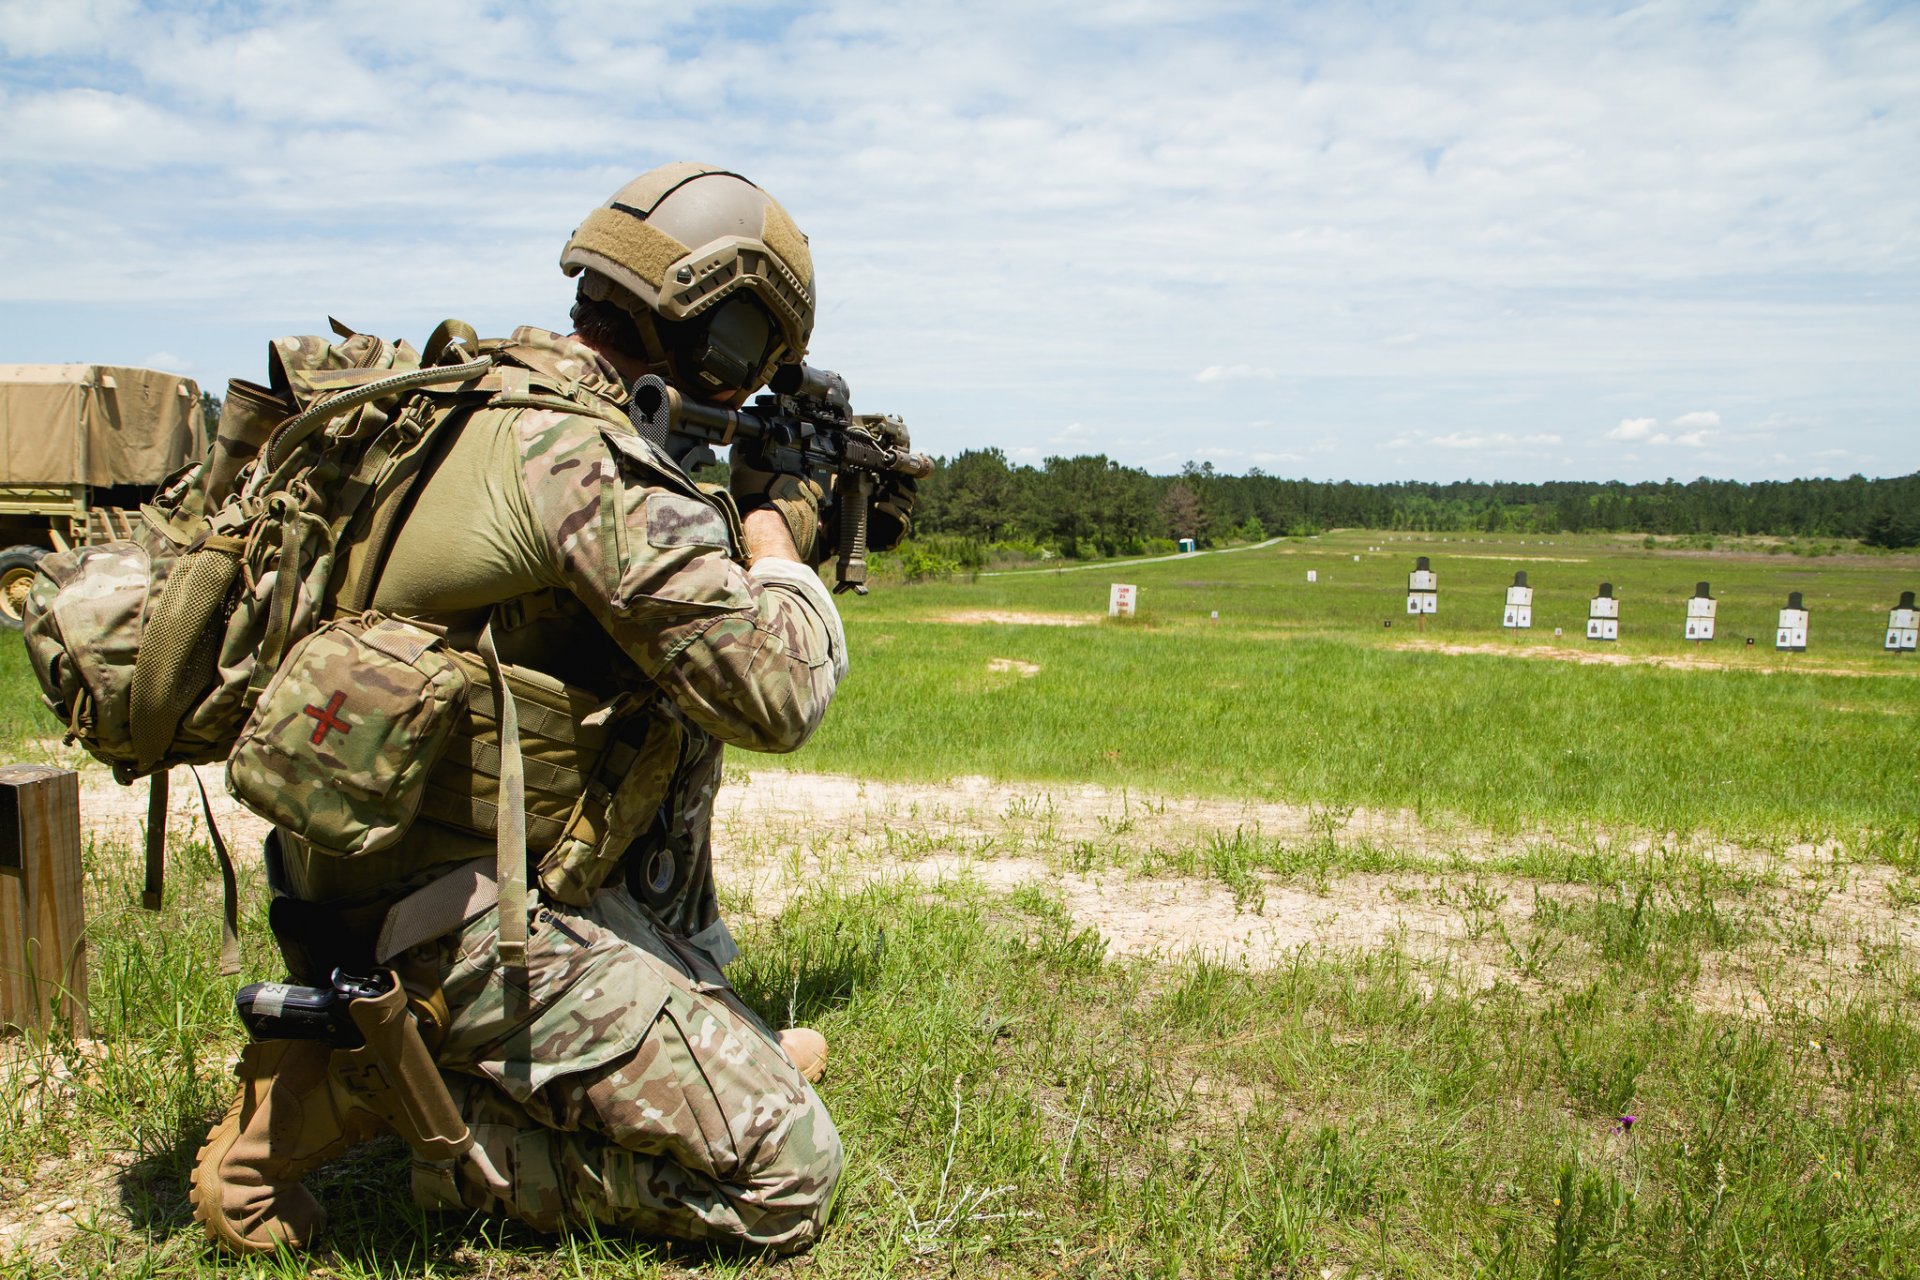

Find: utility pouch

[535,711,684,907]
[228,614,469,857]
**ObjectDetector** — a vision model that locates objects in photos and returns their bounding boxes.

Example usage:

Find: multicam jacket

[275,328,845,959]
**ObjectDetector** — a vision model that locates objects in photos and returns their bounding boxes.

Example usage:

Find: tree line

[199,392,1918,554]
[911,450,1920,556]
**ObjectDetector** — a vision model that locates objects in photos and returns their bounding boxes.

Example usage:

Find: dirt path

[711,770,1915,1003]
[71,765,1916,1011]
[978,537,1286,578]
[1395,639,1914,678]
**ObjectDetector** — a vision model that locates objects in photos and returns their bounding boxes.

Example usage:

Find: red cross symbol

[303,691,353,746]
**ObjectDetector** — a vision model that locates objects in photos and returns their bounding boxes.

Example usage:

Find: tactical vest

[24,321,694,970]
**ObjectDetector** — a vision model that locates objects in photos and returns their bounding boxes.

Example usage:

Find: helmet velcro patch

[760,201,813,291]
[563,208,691,295]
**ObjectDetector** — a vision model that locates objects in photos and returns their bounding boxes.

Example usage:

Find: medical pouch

[228,614,469,857]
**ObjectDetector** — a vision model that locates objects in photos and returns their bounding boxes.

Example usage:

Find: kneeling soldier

[192,163,884,1255]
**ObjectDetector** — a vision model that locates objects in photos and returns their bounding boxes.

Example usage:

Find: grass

[887,529,1919,663]
[7,855,1919,1277]
[806,531,1920,842]
[3,530,1917,1276]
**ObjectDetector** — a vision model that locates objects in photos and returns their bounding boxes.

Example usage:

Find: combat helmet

[561,163,813,399]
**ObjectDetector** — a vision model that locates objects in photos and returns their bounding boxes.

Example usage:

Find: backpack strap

[136,766,242,976]
[338,389,488,614]
[422,319,480,369]
[189,765,243,977]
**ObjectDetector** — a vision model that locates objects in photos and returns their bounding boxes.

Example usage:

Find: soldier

[191,163,905,1255]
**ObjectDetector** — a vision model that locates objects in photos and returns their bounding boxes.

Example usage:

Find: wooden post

[0,764,88,1038]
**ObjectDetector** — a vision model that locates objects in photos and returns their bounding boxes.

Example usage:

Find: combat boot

[189,1038,388,1255]
[779,1027,828,1083]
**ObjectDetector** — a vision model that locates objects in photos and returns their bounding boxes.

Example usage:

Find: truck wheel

[0,544,49,631]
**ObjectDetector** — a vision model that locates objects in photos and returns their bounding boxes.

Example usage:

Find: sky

[0,0,1914,485]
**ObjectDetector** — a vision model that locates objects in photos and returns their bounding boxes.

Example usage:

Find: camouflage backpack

[19,320,533,961]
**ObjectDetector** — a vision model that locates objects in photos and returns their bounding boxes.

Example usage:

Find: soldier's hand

[856,414,915,553]
[730,442,825,563]
[868,474,916,552]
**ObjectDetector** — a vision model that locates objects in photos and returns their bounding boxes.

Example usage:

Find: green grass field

[3,531,1919,1278]
[811,532,1920,842]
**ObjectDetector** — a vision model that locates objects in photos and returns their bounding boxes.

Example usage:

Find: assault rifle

[628,364,932,595]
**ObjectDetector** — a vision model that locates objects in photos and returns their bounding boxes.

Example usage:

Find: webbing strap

[460,689,592,746]
[142,771,167,911]
[487,392,629,429]
[375,857,497,964]
[436,736,635,797]
[185,766,242,977]
[417,786,567,848]
[479,623,528,970]
[249,507,325,700]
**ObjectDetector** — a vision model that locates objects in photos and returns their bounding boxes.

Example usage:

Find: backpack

[19,319,613,967]
[22,320,489,776]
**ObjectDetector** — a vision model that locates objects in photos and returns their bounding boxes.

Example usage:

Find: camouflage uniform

[272,328,844,1251]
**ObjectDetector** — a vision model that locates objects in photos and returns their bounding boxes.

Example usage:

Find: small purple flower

[1613,1114,1637,1134]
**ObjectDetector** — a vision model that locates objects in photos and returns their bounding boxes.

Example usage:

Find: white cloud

[1426,431,1562,450]
[1050,421,1097,446]
[1390,429,1561,452]
[1193,365,1276,383]
[0,0,136,57]
[1604,411,1719,448]
[138,351,191,374]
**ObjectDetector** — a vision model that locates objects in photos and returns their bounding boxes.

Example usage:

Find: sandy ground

[1395,639,1916,678]
[711,771,1916,1002]
[934,610,1094,627]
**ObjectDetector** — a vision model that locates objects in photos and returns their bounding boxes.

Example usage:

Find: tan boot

[190,1039,387,1255]
[778,1027,828,1083]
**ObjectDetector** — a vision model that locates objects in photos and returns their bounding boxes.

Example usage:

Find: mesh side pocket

[127,535,244,771]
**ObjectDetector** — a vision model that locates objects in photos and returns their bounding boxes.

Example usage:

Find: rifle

[628,364,932,594]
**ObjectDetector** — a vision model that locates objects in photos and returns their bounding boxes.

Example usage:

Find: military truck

[0,364,205,629]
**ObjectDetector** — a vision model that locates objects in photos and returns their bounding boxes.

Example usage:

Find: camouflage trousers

[420,884,841,1253]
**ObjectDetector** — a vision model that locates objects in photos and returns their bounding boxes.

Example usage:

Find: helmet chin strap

[630,308,679,385]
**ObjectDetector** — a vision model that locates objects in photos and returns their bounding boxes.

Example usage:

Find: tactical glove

[859,414,916,553]
[867,473,916,553]
[729,442,826,563]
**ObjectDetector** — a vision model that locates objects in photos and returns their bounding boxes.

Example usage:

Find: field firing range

[5,529,1920,1276]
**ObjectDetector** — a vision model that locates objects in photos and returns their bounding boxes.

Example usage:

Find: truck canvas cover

[0,364,204,487]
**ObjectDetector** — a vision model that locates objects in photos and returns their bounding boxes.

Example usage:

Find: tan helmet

[560,163,813,396]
